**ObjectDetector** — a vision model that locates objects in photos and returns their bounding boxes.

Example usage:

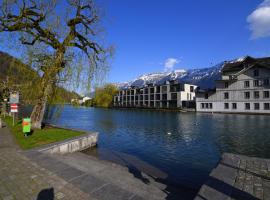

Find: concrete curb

[34,123,99,154]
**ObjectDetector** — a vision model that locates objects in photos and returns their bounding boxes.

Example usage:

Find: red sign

[10,104,18,113]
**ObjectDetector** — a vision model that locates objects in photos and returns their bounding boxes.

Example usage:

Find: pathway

[0,124,94,200]
[0,123,171,200]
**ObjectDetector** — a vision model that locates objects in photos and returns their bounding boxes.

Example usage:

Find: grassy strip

[4,116,83,150]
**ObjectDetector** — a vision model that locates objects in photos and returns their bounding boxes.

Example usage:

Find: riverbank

[111,106,195,112]
[0,123,93,200]
[0,122,175,200]
[44,105,270,192]
[3,116,85,150]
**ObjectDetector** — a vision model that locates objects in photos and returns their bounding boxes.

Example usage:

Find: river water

[45,105,270,194]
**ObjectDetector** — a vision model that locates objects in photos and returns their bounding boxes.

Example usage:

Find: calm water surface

[45,105,270,191]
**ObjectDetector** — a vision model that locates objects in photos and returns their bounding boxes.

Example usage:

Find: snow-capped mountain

[116,62,224,89]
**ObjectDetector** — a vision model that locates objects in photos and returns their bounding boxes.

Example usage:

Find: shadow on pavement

[36,188,54,200]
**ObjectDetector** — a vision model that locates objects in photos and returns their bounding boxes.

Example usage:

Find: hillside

[0,51,80,104]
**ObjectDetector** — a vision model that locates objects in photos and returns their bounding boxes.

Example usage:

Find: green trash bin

[22,118,31,137]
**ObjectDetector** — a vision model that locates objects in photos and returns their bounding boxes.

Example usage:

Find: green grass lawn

[4,116,84,150]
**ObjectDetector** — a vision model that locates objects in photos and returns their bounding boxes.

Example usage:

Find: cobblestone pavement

[195,153,270,200]
[0,125,95,200]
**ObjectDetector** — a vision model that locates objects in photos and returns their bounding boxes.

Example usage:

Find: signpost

[10,104,18,126]
[9,92,19,126]
[10,104,18,112]
[10,92,19,104]
[3,99,7,118]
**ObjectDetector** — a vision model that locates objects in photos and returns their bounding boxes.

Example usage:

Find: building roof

[222,56,270,76]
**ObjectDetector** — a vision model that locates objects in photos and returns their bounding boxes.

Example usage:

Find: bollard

[22,118,31,137]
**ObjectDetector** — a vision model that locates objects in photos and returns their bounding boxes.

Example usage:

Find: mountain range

[115,62,226,90]
[116,56,252,90]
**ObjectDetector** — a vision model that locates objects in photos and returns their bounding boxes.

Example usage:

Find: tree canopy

[93,84,118,108]
[0,0,112,128]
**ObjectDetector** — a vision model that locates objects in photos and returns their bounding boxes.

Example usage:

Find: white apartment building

[114,80,197,109]
[196,56,270,114]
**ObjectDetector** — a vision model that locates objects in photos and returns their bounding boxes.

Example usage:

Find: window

[232,103,237,109]
[253,80,259,87]
[162,86,167,93]
[264,91,269,98]
[224,103,229,109]
[205,103,209,109]
[145,95,148,100]
[224,92,229,99]
[264,79,269,86]
[254,91,260,99]
[201,103,205,109]
[190,86,194,92]
[254,69,259,77]
[156,86,160,93]
[170,85,180,92]
[244,81,250,88]
[224,82,229,88]
[171,93,177,100]
[209,103,213,109]
[245,103,250,110]
[162,94,167,100]
[205,93,209,99]
[264,103,270,110]
[254,103,260,110]
[244,92,250,99]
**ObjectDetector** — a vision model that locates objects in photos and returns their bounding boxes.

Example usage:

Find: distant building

[82,96,91,103]
[196,56,270,114]
[114,80,197,109]
[71,96,91,105]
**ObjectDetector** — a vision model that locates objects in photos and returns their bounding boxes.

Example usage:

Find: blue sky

[1,0,270,86]
[102,0,270,83]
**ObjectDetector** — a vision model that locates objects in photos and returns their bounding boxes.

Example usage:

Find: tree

[93,84,118,108]
[0,0,111,128]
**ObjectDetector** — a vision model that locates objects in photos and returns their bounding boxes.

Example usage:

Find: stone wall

[39,131,98,154]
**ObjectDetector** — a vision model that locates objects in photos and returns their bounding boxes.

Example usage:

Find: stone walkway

[0,123,171,200]
[0,125,94,200]
[195,153,270,200]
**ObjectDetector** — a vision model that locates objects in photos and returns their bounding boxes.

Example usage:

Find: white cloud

[164,58,180,72]
[247,0,270,39]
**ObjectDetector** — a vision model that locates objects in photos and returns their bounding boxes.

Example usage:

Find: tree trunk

[30,78,53,129]
[30,51,64,129]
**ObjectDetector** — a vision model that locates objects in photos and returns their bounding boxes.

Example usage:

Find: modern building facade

[196,56,270,114]
[114,80,197,109]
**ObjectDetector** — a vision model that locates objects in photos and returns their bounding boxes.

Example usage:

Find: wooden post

[13,112,15,126]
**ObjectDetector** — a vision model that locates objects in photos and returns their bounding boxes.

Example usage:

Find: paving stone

[0,126,94,200]
[55,167,85,181]
[70,174,106,193]
[91,183,134,200]
[195,153,270,200]
[55,192,65,199]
